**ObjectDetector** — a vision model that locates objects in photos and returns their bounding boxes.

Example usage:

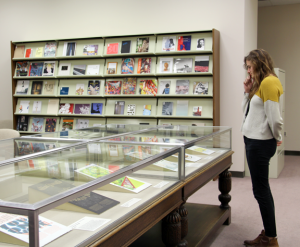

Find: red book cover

[137,58,142,74]
[25,49,32,58]
[107,43,119,54]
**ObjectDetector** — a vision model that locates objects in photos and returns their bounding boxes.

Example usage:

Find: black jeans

[244,136,277,237]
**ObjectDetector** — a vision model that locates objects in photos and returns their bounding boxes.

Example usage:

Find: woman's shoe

[255,236,279,247]
[244,230,265,246]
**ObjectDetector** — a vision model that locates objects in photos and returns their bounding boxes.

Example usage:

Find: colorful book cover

[176,100,189,116]
[196,38,205,50]
[45,118,57,132]
[18,101,30,113]
[114,101,125,115]
[173,58,193,73]
[83,44,98,55]
[16,62,29,76]
[25,48,32,58]
[175,80,189,94]
[121,40,131,53]
[122,145,136,161]
[159,57,173,73]
[75,84,85,95]
[13,45,25,58]
[17,141,33,155]
[193,106,202,116]
[136,37,149,52]
[73,64,86,75]
[35,47,43,57]
[58,103,74,114]
[177,36,192,51]
[194,56,209,72]
[137,58,151,74]
[139,80,157,96]
[143,105,152,115]
[193,81,209,95]
[162,102,173,115]
[105,81,122,95]
[106,62,118,74]
[162,36,176,51]
[63,42,76,56]
[31,117,44,132]
[43,81,55,95]
[31,142,46,152]
[88,80,100,95]
[32,101,42,113]
[76,119,89,129]
[106,43,119,54]
[44,42,57,57]
[42,61,55,76]
[15,80,29,95]
[74,104,90,114]
[31,81,43,95]
[127,104,136,115]
[62,119,74,130]
[159,80,171,94]
[121,58,134,74]
[91,103,103,115]
[16,116,28,131]
[60,87,69,95]
[123,78,136,94]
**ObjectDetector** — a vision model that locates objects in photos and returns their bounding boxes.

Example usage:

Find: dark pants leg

[244,136,277,237]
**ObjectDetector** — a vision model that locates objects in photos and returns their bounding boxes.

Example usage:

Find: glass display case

[0,125,232,247]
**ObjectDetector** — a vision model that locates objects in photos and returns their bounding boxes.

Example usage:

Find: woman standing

[242,49,283,247]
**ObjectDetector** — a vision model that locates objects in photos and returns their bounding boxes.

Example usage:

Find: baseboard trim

[229,171,245,178]
[285,150,300,156]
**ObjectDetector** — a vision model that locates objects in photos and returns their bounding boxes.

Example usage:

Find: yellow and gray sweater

[242,76,283,141]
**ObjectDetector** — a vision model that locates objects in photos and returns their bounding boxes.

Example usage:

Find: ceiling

[258,0,300,7]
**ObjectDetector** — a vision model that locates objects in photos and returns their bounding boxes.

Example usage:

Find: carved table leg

[178,202,188,247]
[162,209,181,247]
[218,168,232,225]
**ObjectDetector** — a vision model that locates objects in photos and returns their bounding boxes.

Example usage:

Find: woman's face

[246,60,254,77]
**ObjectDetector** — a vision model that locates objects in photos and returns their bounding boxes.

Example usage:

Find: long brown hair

[244,49,277,99]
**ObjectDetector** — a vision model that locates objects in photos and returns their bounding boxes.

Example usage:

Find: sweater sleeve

[242,93,249,114]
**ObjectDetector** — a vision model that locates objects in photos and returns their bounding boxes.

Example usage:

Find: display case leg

[178,202,188,247]
[162,209,181,247]
[218,168,232,225]
[28,210,39,247]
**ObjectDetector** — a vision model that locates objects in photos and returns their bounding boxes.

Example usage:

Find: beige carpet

[187,155,300,247]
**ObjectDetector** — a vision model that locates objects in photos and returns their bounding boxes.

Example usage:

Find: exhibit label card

[153,181,170,188]
[69,217,111,231]
[121,198,141,207]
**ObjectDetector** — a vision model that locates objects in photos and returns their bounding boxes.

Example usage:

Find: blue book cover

[60,87,69,95]
[91,103,103,115]
[29,62,44,76]
[177,36,191,51]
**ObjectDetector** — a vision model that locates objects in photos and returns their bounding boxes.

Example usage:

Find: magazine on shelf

[31,142,46,153]
[18,101,30,113]
[59,103,74,114]
[16,116,28,131]
[31,81,43,95]
[177,36,192,51]
[159,80,171,95]
[14,45,25,58]
[35,47,44,57]
[47,99,59,114]
[25,48,32,58]
[88,80,100,95]
[137,58,151,74]
[196,38,205,50]
[16,62,29,76]
[106,62,118,74]
[106,43,119,54]
[29,62,44,76]
[62,119,74,131]
[136,37,149,53]
[42,61,56,76]
[74,104,90,114]
[32,101,42,114]
[175,80,189,94]
[176,100,189,116]
[17,142,33,155]
[162,102,173,116]
[121,40,131,53]
[114,101,125,115]
[121,58,134,74]
[43,81,55,95]
[91,103,103,115]
[127,104,136,115]
[173,58,193,73]
[105,81,122,95]
[159,57,173,73]
[123,78,136,94]
[193,81,208,95]
[83,44,98,56]
[63,42,76,56]
[45,118,57,132]
[86,64,100,75]
[73,64,86,76]
[194,56,209,72]
[31,117,44,132]
[58,63,71,76]
[143,105,152,116]
[60,87,69,95]
[44,42,57,57]
[75,84,85,95]
[162,36,176,52]
[139,80,157,95]
[15,80,29,95]
[76,119,89,129]
[193,106,202,116]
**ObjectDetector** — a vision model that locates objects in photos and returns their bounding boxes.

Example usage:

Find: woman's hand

[244,75,253,93]
[277,141,282,146]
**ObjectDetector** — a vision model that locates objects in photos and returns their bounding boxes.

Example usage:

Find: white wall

[0,0,258,172]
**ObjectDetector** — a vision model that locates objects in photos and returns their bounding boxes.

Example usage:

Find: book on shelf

[43,81,55,95]
[17,141,33,155]
[114,101,125,115]
[31,81,43,95]
[177,36,192,51]
[44,42,57,57]
[193,81,208,95]
[76,119,89,129]
[107,62,119,76]
[105,81,122,95]
[0,213,71,247]
[47,99,59,114]
[35,47,44,57]
[136,37,149,53]
[15,80,29,95]
[137,58,151,74]
[16,62,29,76]
[31,117,44,132]
[108,144,119,156]
[139,80,157,96]
[25,48,32,58]
[42,61,55,76]
[91,103,103,115]
[196,38,205,50]
[73,64,86,76]
[31,142,46,152]
[74,104,90,114]
[16,116,29,131]
[193,106,202,116]
[62,118,74,130]
[63,42,76,56]
[59,103,74,114]
[45,118,57,132]
[176,100,189,116]
[159,80,171,95]
[127,104,136,115]
[162,36,176,52]
[58,63,71,75]
[83,44,98,56]
[88,80,100,95]
[159,57,173,73]
[18,100,30,113]
[60,87,69,95]
[123,78,136,94]
[175,80,189,94]
[162,102,173,115]
[13,45,25,58]
[75,84,85,95]
[106,43,119,54]
[195,56,209,72]
[29,62,44,76]
[86,64,100,75]
[143,105,152,115]
[121,58,134,74]
[121,40,131,53]
[173,58,193,73]
[32,101,42,113]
